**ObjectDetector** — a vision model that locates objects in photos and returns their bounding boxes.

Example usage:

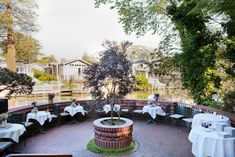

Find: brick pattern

[94,124,133,149]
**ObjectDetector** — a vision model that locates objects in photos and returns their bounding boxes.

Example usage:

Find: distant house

[59,59,90,81]
[0,59,44,77]
[132,59,160,78]
[16,63,45,77]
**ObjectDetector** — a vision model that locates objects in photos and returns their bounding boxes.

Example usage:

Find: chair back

[128,104,136,111]
[7,112,24,124]
[175,103,186,115]
[53,104,61,116]
[83,101,92,111]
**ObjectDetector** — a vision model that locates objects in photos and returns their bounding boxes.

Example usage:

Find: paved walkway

[16,119,194,157]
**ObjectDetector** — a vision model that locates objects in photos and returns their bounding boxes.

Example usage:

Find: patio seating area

[1,99,235,157]
[13,118,193,157]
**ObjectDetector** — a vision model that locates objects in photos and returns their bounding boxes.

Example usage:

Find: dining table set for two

[188,113,235,157]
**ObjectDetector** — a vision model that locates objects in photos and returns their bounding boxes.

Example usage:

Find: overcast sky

[34,0,162,60]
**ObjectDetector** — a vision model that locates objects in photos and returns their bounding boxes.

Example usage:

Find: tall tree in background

[0,0,38,71]
[0,31,41,63]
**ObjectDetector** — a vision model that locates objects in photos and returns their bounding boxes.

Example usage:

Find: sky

[35,0,162,61]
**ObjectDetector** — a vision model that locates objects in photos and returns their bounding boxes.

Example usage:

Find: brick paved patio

[16,119,194,157]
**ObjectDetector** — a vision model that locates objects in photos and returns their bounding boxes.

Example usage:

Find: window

[78,68,81,76]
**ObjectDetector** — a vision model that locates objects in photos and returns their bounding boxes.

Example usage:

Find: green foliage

[169,2,222,103]
[0,32,41,63]
[201,100,221,109]
[37,55,57,65]
[0,0,38,35]
[87,139,136,155]
[222,90,235,112]
[95,0,235,105]
[135,74,151,90]
[33,69,57,81]
[82,52,96,63]
[0,67,34,98]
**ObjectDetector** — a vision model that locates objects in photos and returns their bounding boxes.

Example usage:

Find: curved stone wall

[93,117,133,149]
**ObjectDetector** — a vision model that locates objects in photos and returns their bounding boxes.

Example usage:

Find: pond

[8,88,193,109]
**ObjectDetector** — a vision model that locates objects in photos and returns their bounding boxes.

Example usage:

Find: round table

[26,111,52,126]
[103,104,120,113]
[191,113,230,128]
[0,123,25,143]
[143,105,164,119]
[189,127,235,157]
[64,105,86,116]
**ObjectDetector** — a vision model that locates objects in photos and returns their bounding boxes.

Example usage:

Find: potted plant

[84,40,135,150]
[48,93,55,104]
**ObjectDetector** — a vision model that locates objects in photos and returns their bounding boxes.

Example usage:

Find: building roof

[62,58,91,66]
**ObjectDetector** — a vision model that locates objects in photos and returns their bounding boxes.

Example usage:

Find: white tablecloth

[0,123,26,143]
[189,127,235,157]
[103,104,120,113]
[26,111,52,125]
[192,113,230,128]
[64,106,86,116]
[143,105,165,119]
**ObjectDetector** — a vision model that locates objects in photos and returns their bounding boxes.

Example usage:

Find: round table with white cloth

[64,105,86,116]
[143,105,165,119]
[191,113,230,128]
[103,104,120,113]
[188,126,235,157]
[26,111,52,126]
[0,123,26,143]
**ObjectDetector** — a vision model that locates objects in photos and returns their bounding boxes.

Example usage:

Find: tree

[37,55,57,65]
[0,67,35,98]
[0,31,41,63]
[0,0,38,71]
[84,40,135,124]
[94,0,232,103]
[82,52,96,63]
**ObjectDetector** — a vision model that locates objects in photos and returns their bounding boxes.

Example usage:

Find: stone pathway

[16,119,194,157]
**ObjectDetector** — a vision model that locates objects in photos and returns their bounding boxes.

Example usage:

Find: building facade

[59,59,90,82]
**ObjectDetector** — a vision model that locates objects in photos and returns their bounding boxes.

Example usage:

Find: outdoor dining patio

[0,99,235,157]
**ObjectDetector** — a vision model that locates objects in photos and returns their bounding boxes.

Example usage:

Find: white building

[16,63,45,77]
[59,59,90,81]
[0,58,44,77]
[132,59,160,78]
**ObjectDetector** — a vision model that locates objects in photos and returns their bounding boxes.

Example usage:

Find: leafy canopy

[95,0,235,104]
[84,40,135,101]
[0,67,35,98]
[0,31,41,63]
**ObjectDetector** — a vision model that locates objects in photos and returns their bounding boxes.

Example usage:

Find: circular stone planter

[93,117,133,149]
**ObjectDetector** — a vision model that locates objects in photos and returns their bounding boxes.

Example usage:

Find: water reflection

[8,89,193,109]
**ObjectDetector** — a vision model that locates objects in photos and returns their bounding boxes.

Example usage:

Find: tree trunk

[6,1,16,72]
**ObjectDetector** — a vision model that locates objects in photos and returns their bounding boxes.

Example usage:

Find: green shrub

[135,74,151,90]
[33,69,57,81]
[222,91,235,112]
[202,100,221,109]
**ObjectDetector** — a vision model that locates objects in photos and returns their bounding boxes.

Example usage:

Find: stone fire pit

[93,117,133,149]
